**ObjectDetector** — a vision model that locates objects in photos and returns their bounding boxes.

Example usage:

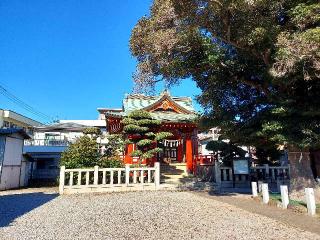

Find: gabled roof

[104,90,198,123]
[123,90,196,113]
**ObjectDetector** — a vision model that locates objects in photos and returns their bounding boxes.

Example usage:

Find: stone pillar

[59,166,66,195]
[262,183,269,204]
[280,185,289,209]
[251,182,258,197]
[305,188,316,216]
[154,162,160,189]
[186,135,193,173]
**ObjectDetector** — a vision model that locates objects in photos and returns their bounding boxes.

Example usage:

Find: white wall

[0,135,24,190]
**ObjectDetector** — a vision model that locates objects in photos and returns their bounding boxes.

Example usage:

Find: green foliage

[145,132,156,138]
[206,140,246,162]
[137,139,153,147]
[128,110,153,119]
[61,133,124,169]
[99,157,123,168]
[131,0,320,153]
[122,110,173,165]
[104,134,125,159]
[83,127,101,136]
[137,119,161,126]
[155,132,173,141]
[60,135,100,168]
[123,124,148,134]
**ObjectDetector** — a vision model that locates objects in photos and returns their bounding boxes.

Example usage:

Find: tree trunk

[288,148,320,201]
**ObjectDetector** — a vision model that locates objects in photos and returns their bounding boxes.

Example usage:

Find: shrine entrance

[161,139,182,164]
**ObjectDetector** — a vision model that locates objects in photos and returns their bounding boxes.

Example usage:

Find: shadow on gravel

[207,188,252,197]
[0,192,58,227]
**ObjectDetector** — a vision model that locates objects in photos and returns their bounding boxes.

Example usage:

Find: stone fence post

[262,183,269,204]
[94,166,99,185]
[154,162,160,189]
[251,182,258,197]
[280,185,289,209]
[125,164,130,186]
[59,166,66,194]
[305,188,316,216]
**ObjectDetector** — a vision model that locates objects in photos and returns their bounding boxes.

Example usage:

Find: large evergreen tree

[130,0,320,195]
[130,0,319,148]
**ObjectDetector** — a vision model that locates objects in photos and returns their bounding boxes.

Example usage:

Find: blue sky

[0,0,201,123]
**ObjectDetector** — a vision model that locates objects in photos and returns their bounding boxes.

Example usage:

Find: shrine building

[99,90,199,173]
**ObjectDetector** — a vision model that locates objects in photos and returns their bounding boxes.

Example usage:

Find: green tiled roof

[123,91,196,113]
[105,91,198,122]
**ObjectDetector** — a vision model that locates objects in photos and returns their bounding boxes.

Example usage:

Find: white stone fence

[216,165,290,182]
[59,162,160,194]
[251,182,318,216]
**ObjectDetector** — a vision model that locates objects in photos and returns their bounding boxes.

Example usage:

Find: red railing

[192,154,215,175]
[196,154,216,165]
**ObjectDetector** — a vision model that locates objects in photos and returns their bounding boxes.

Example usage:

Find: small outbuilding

[0,128,30,190]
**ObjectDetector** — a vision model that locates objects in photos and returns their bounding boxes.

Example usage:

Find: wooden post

[262,183,269,204]
[154,162,160,189]
[94,166,99,185]
[251,182,258,197]
[59,166,65,194]
[125,164,130,186]
[185,136,193,173]
[125,143,134,164]
[280,185,289,209]
[305,188,316,216]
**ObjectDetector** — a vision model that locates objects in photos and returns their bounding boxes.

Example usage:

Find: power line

[0,84,53,122]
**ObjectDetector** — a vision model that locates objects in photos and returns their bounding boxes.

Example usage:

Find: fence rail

[59,163,160,194]
[251,165,290,181]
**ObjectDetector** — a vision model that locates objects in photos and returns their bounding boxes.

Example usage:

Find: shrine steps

[159,163,218,191]
[160,163,187,183]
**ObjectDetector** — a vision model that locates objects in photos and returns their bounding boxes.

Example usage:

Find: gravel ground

[0,191,319,240]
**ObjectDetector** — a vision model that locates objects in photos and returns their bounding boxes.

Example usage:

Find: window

[3,121,10,128]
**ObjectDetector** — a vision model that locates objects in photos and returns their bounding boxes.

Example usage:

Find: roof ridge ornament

[161,89,170,96]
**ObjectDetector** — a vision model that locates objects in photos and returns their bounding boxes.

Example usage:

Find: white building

[24,120,108,181]
[0,109,42,135]
[198,127,221,155]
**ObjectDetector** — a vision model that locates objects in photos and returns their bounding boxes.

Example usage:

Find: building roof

[34,122,88,132]
[104,90,198,123]
[59,120,106,127]
[0,109,43,127]
[0,128,31,139]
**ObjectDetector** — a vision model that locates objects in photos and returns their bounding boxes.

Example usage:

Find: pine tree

[122,110,173,165]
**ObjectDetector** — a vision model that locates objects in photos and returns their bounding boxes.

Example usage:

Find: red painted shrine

[100,90,199,173]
